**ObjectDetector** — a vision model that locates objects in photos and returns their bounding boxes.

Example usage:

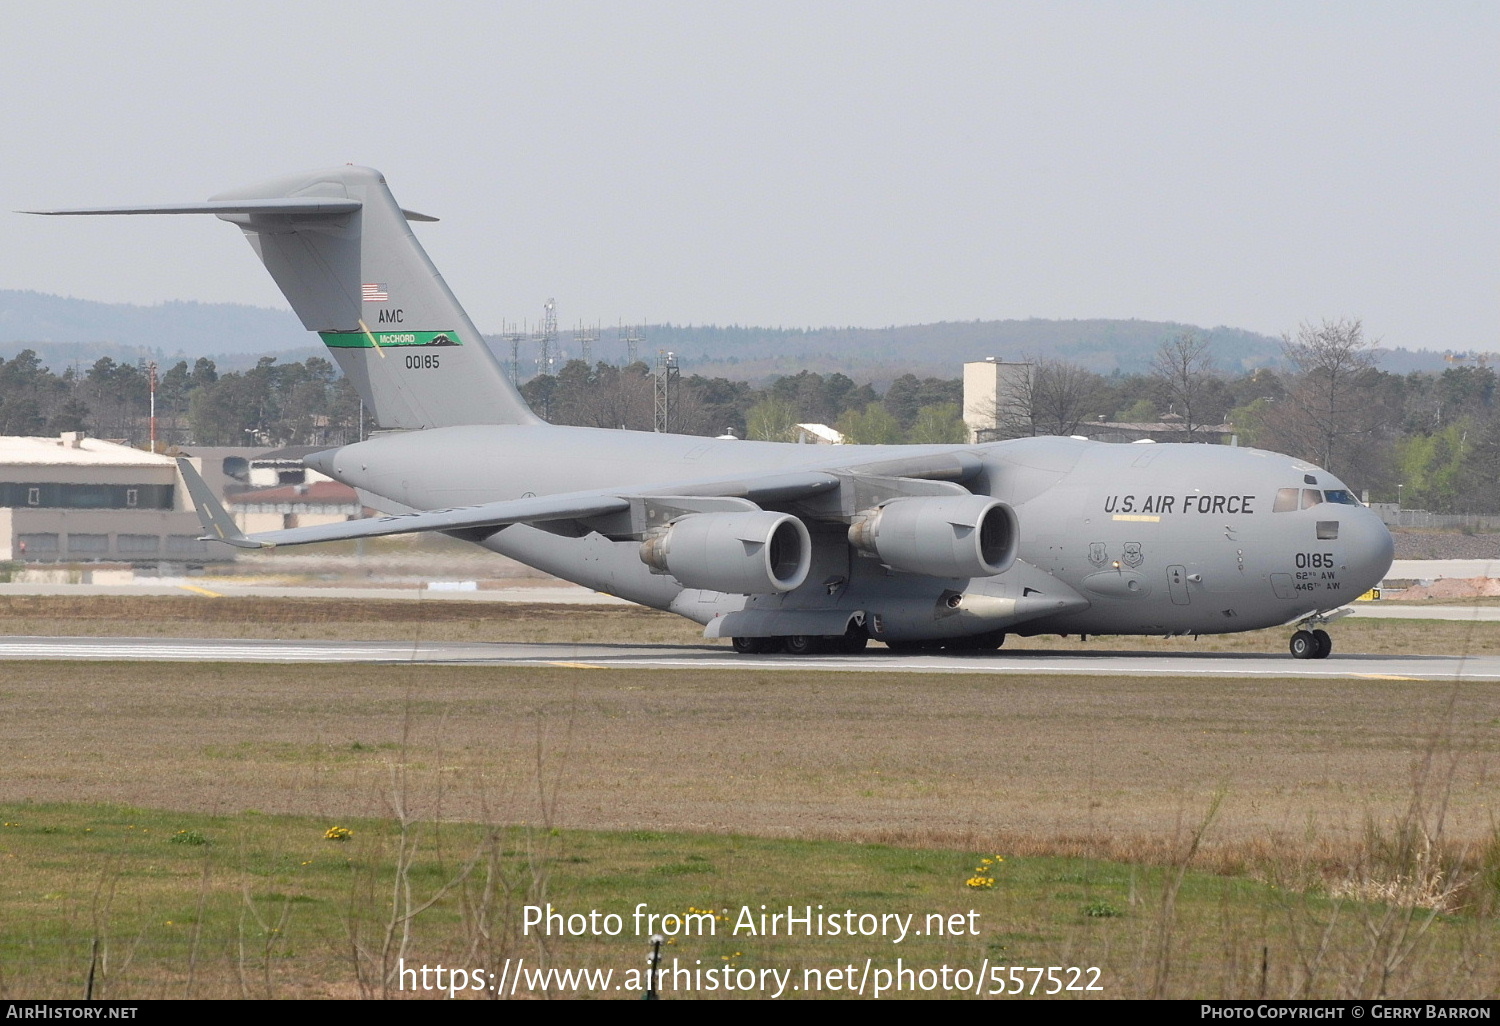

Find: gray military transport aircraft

[29,166,1394,659]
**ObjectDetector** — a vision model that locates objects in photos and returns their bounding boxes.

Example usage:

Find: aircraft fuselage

[308,426,1394,642]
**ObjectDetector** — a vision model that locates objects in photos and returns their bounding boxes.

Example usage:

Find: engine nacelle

[848,495,1018,578]
[639,511,812,594]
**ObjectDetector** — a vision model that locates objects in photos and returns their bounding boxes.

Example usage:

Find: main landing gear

[885,630,1007,654]
[731,630,869,655]
[729,626,1008,656]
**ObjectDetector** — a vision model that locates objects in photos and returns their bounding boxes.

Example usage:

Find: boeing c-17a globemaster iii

[27,166,1395,659]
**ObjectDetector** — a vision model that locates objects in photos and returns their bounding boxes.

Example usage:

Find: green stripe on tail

[320,330,464,349]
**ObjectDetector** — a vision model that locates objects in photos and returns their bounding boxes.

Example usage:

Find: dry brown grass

[0,595,708,645]
[5,594,1500,655]
[4,593,1498,999]
[3,659,1496,872]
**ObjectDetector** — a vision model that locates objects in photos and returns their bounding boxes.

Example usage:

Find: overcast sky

[3,1,1495,352]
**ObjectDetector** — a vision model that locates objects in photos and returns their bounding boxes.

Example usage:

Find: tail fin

[30,166,537,429]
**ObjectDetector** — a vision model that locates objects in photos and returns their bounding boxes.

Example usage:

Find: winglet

[175,457,265,549]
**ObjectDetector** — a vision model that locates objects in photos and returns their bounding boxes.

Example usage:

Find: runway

[3,634,1499,680]
[1388,558,1500,579]
[0,580,631,605]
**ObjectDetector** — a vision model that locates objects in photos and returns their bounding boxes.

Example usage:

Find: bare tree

[1274,318,1379,474]
[1252,318,1394,487]
[1027,358,1103,436]
[1151,331,1216,440]
[540,361,656,430]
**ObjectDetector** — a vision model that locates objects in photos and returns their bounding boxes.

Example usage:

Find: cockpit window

[1275,485,1360,511]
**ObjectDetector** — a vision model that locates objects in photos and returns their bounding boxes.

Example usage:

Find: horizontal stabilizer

[22,198,362,217]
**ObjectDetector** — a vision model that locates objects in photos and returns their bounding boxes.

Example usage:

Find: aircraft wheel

[1312,629,1332,659]
[836,631,869,654]
[1289,630,1317,659]
[884,639,924,653]
[782,635,821,656]
[731,636,770,654]
[948,630,1006,652]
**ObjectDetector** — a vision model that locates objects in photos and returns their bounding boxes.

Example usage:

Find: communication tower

[501,321,528,384]
[621,323,645,366]
[535,299,558,376]
[654,349,680,433]
[574,322,599,367]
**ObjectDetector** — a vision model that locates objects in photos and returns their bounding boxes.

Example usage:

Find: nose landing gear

[1289,610,1346,659]
[1289,628,1332,659]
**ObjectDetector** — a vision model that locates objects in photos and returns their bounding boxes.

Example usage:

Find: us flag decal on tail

[362,283,389,302]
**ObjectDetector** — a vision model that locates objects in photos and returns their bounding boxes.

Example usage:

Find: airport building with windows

[0,432,232,563]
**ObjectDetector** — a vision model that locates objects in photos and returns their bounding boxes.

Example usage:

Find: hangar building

[0,432,232,563]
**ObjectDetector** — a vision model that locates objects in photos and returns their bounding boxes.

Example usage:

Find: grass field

[4,802,1496,1000]
[1,597,1498,998]
[5,593,1500,655]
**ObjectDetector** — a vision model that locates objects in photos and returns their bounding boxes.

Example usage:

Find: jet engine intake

[639,511,812,594]
[848,495,1018,578]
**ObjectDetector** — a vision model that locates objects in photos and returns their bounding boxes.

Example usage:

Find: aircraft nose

[1343,507,1395,594]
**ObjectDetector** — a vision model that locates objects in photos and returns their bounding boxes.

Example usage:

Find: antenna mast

[621,322,644,366]
[535,299,558,377]
[654,349,679,433]
[574,321,599,367]
[501,321,528,384]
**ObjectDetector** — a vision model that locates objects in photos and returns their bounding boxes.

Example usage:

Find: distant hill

[630,320,1284,384]
[0,289,1462,381]
[0,289,307,359]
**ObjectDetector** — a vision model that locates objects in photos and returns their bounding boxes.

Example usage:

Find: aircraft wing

[177,457,843,549]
